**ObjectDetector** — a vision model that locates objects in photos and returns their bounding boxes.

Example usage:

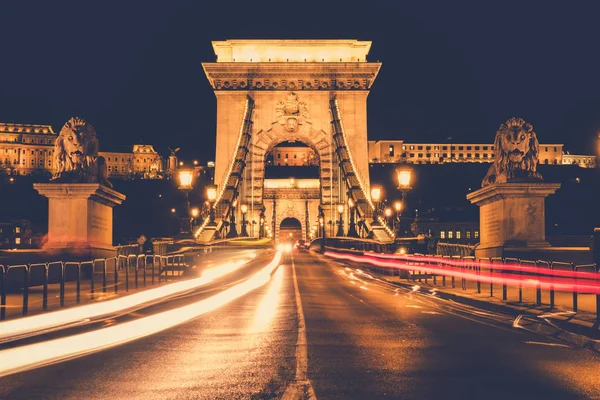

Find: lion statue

[481,117,543,187]
[52,117,111,187]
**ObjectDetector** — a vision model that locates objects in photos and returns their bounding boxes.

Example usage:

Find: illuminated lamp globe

[206,185,218,202]
[396,168,413,190]
[370,186,382,202]
[178,169,194,189]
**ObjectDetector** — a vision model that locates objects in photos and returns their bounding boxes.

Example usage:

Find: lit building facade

[0,220,32,249]
[0,122,57,176]
[368,140,594,167]
[561,153,596,168]
[103,144,163,179]
[268,146,318,166]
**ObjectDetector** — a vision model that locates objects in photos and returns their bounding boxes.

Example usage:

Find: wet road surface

[1,250,599,399]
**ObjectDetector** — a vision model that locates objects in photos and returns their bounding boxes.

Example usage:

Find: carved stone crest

[275,92,308,118]
[275,92,308,133]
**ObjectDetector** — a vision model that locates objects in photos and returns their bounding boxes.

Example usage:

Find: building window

[474,230,479,239]
[410,153,415,158]
[418,146,423,150]
[434,153,439,158]
[483,154,488,158]
[483,146,488,150]
[426,146,431,150]
[458,153,464,158]
[440,231,445,239]
[466,231,471,239]
[545,147,549,152]
[466,146,472,150]
[389,145,394,157]
[426,153,431,158]
[294,154,297,159]
[456,231,461,239]
[466,153,472,158]
[277,154,280,158]
[458,146,464,150]
[15,227,21,233]
[410,145,414,150]
[434,146,439,150]
[554,147,557,152]
[442,146,448,150]
[443,153,448,158]
[475,153,480,158]
[108,157,111,161]
[418,153,423,158]
[448,231,453,239]
[475,146,480,150]
[15,238,21,245]
[544,159,549,164]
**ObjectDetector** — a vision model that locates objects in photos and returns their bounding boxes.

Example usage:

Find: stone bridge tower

[198,40,392,242]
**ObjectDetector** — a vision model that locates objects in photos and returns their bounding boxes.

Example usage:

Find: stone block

[467,182,560,259]
[34,183,126,258]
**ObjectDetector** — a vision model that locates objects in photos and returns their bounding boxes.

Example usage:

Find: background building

[368,140,594,167]
[0,122,57,176]
[0,219,32,249]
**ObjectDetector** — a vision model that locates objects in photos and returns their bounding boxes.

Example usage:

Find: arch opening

[279,217,302,243]
[265,140,320,179]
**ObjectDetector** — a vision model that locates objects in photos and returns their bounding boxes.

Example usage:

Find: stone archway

[279,217,302,243]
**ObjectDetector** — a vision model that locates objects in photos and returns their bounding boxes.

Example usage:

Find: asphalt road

[1,250,600,399]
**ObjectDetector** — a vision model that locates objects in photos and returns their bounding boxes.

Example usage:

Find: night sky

[2,1,599,162]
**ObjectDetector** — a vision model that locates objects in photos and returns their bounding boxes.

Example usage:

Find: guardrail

[436,242,477,257]
[0,254,187,320]
[310,237,397,253]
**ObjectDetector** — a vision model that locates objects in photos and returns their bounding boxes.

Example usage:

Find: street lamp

[394,200,403,236]
[190,207,199,232]
[384,207,392,229]
[370,186,382,226]
[227,198,238,238]
[347,198,359,237]
[336,203,345,237]
[177,169,195,234]
[289,177,295,188]
[318,205,326,252]
[206,184,217,226]
[240,204,249,237]
[259,210,265,238]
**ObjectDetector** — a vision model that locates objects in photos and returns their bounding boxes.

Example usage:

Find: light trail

[0,251,282,378]
[370,252,598,280]
[248,266,284,334]
[0,254,257,342]
[325,251,600,295]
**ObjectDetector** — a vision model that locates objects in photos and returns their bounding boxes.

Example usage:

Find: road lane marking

[525,341,571,348]
[282,253,317,400]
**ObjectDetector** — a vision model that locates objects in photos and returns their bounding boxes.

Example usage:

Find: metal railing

[0,254,187,320]
[396,254,600,321]
[436,242,477,257]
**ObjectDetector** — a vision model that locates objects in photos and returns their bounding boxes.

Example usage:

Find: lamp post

[336,204,345,237]
[259,210,265,238]
[227,198,238,238]
[384,207,392,230]
[370,186,382,226]
[206,184,217,226]
[347,198,359,237]
[240,204,249,237]
[178,169,194,234]
[393,200,403,236]
[318,205,325,252]
[190,207,199,233]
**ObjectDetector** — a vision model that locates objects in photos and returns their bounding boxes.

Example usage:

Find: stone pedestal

[34,183,126,258]
[467,182,560,259]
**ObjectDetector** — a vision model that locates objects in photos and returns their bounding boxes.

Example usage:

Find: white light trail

[0,254,256,342]
[0,252,282,378]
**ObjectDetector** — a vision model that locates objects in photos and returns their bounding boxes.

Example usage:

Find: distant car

[294,240,307,251]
